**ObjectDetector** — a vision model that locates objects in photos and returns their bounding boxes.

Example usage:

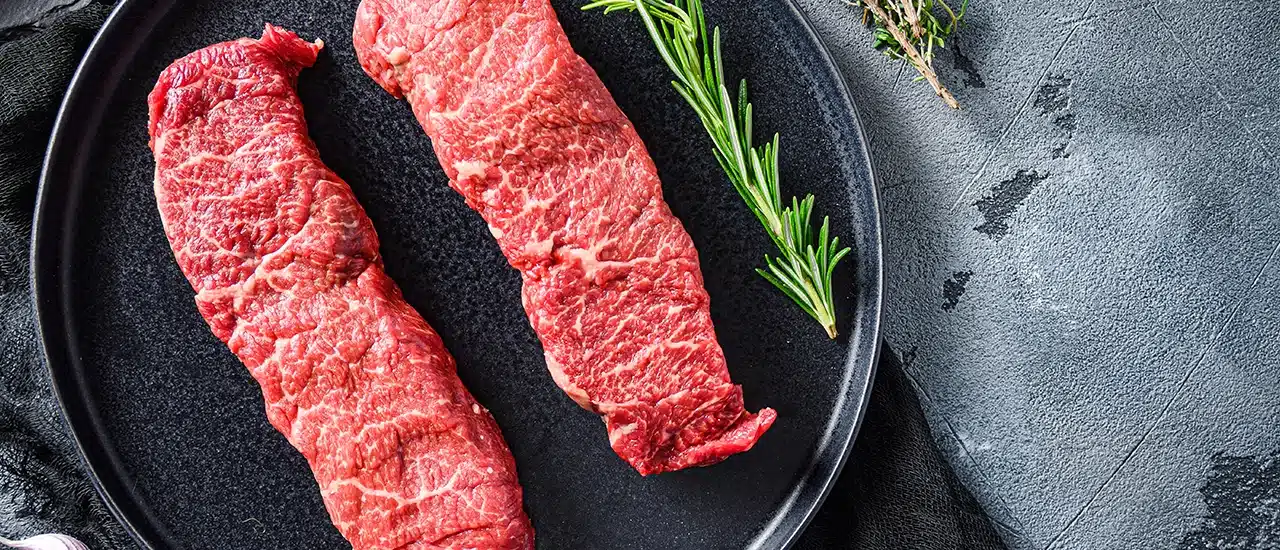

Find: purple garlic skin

[0,534,90,550]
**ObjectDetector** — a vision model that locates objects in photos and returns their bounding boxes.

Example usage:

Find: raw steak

[148,25,533,549]
[353,0,776,474]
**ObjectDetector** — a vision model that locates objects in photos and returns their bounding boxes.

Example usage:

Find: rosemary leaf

[583,0,851,338]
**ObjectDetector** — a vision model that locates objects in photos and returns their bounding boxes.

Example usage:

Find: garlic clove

[0,534,90,550]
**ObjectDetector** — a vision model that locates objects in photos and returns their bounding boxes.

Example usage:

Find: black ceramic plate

[32,0,882,548]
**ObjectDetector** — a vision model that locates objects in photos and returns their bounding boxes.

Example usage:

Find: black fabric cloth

[0,3,133,548]
[0,4,1004,548]
[797,346,1007,549]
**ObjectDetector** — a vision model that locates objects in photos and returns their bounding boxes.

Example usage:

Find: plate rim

[747,2,883,549]
[29,0,884,548]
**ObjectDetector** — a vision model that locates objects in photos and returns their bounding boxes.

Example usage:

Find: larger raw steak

[353,0,777,474]
[148,25,534,549]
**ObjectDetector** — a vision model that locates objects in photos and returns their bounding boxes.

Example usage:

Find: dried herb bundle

[850,0,967,108]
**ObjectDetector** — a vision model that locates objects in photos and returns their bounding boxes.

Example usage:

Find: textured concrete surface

[0,0,87,42]
[794,0,1280,548]
[3,0,1277,548]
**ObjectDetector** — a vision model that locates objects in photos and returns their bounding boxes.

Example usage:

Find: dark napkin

[0,3,1004,548]
[795,345,1006,549]
[0,3,134,548]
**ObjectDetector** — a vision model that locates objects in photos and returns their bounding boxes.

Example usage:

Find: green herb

[850,0,967,108]
[582,0,850,338]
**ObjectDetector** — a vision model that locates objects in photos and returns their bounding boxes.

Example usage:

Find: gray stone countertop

[3,0,1277,548]
[795,0,1280,548]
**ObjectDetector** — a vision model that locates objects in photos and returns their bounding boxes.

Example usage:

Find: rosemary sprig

[850,0,966,108]
[582,0,850,338]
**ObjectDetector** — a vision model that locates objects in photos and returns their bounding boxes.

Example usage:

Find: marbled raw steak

[353,0,776,475]
[148,25,534,549]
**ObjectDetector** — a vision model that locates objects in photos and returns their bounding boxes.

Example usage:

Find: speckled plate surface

[31,0,882,548]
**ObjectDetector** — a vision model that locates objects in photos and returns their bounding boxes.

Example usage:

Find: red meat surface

[352,0,776,475]
[148,25,534,549]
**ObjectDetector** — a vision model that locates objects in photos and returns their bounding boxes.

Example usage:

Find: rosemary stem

[584,0,851,338]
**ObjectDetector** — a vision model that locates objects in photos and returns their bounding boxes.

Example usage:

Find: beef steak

[352,0,777,475]
[148,25,534,549]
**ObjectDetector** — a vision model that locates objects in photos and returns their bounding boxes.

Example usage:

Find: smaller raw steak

[354,0,776,474]
[149,25,533,549]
